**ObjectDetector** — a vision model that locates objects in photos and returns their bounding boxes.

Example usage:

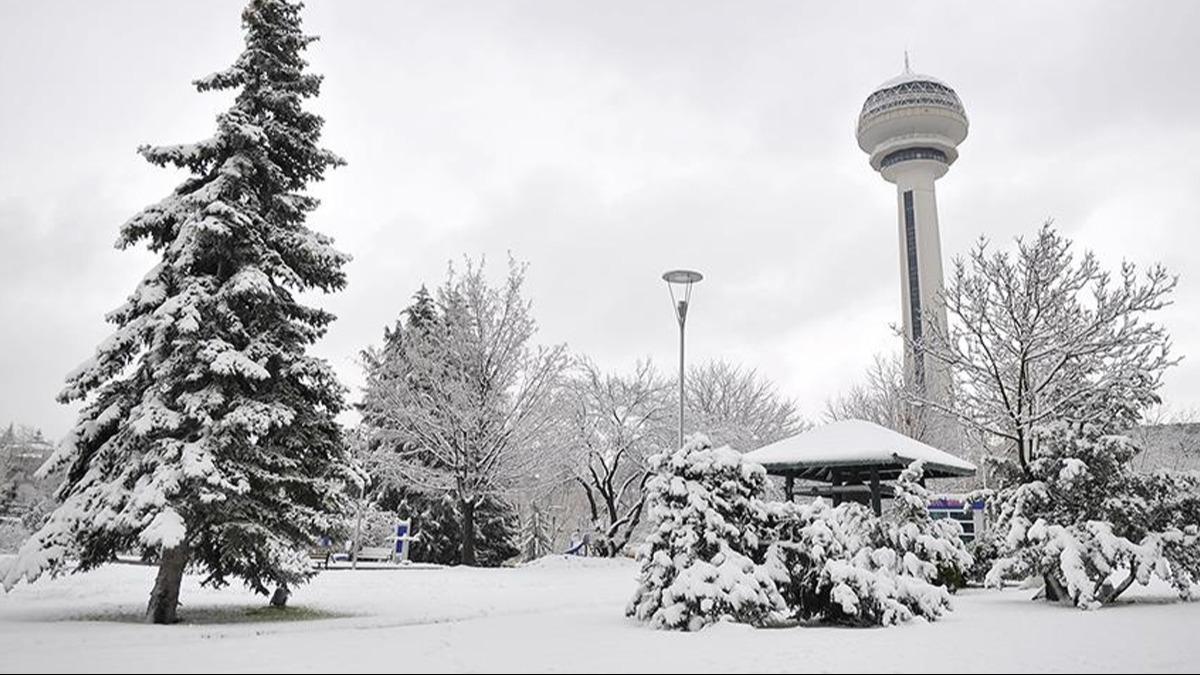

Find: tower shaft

[890,163,949,403]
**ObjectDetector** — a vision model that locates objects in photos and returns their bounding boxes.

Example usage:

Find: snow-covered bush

[887,461,974,590]
[627,440,963,630]
[986,421,1200,608]
[356,505,401,550]
[966,529,1001,585]
[626,434,787,631]
[0,520,27,554]
[767,498,954,626]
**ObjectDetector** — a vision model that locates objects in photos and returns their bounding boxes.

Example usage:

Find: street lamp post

[662,269,703,449]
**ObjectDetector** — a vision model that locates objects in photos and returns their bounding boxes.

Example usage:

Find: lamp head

[662,269,703,326]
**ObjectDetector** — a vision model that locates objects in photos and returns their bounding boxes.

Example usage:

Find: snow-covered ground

[1,555,1198,673]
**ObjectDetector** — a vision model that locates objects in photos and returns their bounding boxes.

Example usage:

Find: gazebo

[743,419,976,515]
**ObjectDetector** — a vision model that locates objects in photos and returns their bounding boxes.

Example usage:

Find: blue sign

[395,521,411,556]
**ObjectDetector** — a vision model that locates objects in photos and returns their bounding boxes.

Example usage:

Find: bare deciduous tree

[824,353,928,439]
[562,359,672,556]
[919,223,1176,473]
[364,257,568,565]
[1130,406,1200,472]
[685,359,808,452]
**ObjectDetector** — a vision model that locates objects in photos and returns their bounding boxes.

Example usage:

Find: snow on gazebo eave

[743,419,977,480]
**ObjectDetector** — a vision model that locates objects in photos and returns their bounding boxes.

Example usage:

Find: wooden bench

[355,546,394,563]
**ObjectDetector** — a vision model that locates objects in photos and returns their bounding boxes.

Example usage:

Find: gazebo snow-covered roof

[745,419,976,480]
[743,419,976,514]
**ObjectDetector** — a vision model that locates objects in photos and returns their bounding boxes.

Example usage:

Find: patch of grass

[76,604,350,625]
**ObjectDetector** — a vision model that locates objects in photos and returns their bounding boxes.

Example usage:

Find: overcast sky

[2,1,1199,438]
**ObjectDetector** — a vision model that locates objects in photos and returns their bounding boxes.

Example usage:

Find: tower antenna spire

[904,49,911,73]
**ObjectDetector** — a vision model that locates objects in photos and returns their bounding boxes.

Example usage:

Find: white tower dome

[857,70,969,178]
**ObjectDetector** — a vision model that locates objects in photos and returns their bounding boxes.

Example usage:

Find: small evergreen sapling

[887,461,974,590]
[626,434,787,631]
[520,502,554,562]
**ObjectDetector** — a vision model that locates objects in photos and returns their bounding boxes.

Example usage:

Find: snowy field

[1,555,1198,673]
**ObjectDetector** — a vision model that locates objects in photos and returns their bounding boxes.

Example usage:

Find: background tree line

[355,257,808,565]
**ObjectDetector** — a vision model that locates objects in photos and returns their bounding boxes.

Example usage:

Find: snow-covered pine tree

[767,498,955,627]
[394,491,460,564]
[627,434,787,631]
[0,0,351,623]
[521,502,553,562]
[0,426,17,515]
[986,421,1200,608]
[887,461,974,589]
[627,442,961,629]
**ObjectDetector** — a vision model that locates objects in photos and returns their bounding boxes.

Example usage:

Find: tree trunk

[147,545,188,624]
[270,583,290,609]
[460,498,477,566]
[1041,573,1069,604]
[1099,566,1138,605]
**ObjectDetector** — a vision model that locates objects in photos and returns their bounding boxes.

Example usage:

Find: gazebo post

[869,468,882,516]
[831,470,842,507]
[784,474,794,502]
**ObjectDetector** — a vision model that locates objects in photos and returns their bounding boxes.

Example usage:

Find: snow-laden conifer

[768,497,955,627]
[986,421,1200,608]
[627,434,787,631]
[0,0,350,623]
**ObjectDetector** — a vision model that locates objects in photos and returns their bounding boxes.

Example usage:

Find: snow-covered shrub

[767,498,953,627]
[627,440,965,630]
[0,520,28,554]
[987,421,1200,609]
[966,529,1000,585]
[887,461,974,590]
[626,434,787,631]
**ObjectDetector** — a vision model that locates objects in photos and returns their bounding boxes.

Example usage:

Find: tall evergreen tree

[377,286,437,356]
[0,0,351,624]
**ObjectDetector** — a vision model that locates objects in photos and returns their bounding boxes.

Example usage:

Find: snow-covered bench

[308,548,333,568]
[355,546,394,563]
